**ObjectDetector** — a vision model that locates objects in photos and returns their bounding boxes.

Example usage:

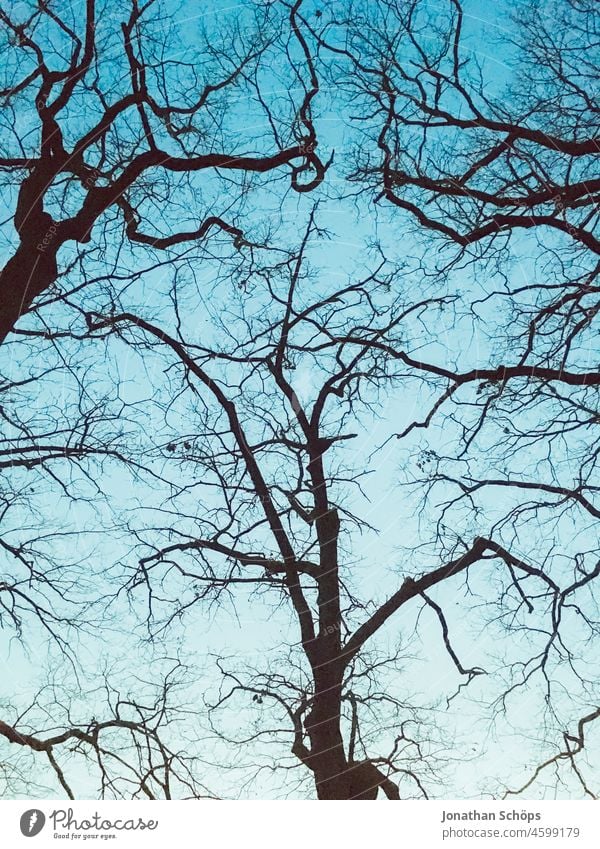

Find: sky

[0,0,598,800]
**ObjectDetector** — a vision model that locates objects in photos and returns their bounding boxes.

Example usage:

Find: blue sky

[0,0,598,800]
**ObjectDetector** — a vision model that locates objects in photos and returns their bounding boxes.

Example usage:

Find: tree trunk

[305,666,350,799]
[0,229,59,345]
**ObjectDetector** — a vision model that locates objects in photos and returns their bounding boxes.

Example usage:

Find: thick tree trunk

[304,659,400,799]
[305,670,350,799]
[0,181,62,349]
[0,242,59,345]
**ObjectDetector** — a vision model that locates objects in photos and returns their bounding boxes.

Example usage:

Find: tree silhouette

[0,661,214,799]
[85,199,599,798]
[0,0,325,343]
[0,0,599,800]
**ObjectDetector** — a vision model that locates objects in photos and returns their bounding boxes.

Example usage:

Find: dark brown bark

[0,142,321,344]
[304,667,348,799]
[0,232,58,346]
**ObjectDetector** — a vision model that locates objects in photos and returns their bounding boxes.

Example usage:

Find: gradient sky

[0,0,598,800]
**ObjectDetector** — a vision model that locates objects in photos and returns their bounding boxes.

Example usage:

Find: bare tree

[0,0,326,344]
[306,0,600,797]
[0,660,214,799]
[1,0,599,801]
[78,197,600,798]
[0,0,326,798]
[318,0,598,253]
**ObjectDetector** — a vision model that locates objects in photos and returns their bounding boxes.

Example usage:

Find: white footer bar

[1,800,596,848]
